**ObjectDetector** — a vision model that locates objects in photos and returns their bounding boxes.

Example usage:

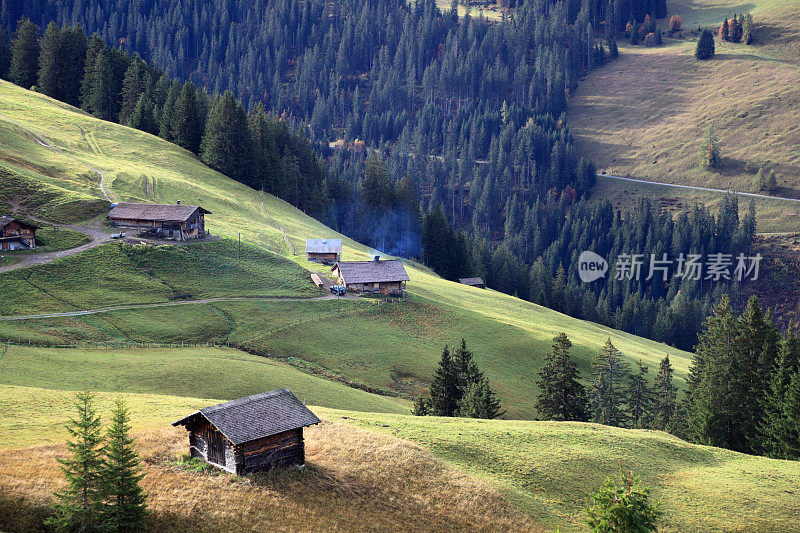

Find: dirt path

[0,221,113,275]
[0,294,357,321]
[0,113,115,202]
[598,173,800,204]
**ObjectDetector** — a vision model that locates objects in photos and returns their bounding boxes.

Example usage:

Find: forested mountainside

[0,0,755,350]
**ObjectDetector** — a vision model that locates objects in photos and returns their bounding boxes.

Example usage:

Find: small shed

[331,257,410,294]
[0,216,38,250]
[306,239,342,262]
[172,389,321,474]
[459,277,485,289]
[107,202,210,241]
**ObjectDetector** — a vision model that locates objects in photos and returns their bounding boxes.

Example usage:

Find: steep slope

[0,79,693,420]
[2,386,800,532]
[569,1,800,232]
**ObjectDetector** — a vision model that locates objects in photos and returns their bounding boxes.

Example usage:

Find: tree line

[0,18,329,219]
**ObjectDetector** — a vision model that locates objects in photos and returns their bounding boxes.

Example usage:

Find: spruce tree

[98,399,147,533]
[719,18,729,41]
[778,371,800,459]
[742,13,754,45]
[119,57,144,125]
[535,332,588,421]
[46,391,105,533]
[627,361,654,429]
[158,82,179,141]
[9,17,40,89]
[460,377,505,419]
[453,338,483,389]
[84,48,114,120]
[58,25,88,107]
[759,332,800,457]
[37,21,61,98]
[172,81,204,154]
[699,124,720,170]
[81,34,105,110]
[128,94,156,135]
[200,90,252,182]
[589,339,631,427]
[0,26,10,80]
[412,396,431,416]
[652,355,678,431]
[695,29,716,60]
[428,345,462,416]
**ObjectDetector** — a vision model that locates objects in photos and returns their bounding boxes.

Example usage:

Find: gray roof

[108,203,210,222]
[459,277,484,286]
[0,216,38,230]
[306,239,342,254]
[334,259,410,284]
[172,388,320,445]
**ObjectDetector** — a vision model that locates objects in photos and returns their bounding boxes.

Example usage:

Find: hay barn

[306,239,342,262]
[107,202,210,241]
[173,389,320,474]
[459,277,485,289]
[332,257,410,294]
[0,216,38,250]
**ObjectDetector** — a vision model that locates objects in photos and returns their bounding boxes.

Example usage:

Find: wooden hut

[459,277,485,289]
[107,202,210,241]
[172,389,320,474]
[331,257,409,294]
[0,216,38,250]
[306,239,342,262]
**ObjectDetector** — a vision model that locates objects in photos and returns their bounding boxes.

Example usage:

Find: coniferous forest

[0,0,755,352]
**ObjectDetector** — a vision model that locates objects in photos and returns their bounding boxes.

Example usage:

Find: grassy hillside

[569,0,800,232]
[0,77,696,420]
[2,386,799,532]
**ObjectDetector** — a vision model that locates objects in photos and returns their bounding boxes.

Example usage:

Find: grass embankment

[0,386,537,532]
[337,409,800,532]
[2,386,799,532]
[0,76,693,420]
[569,1,800,232]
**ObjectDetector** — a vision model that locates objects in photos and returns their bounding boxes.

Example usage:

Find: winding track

[0,294,352,321]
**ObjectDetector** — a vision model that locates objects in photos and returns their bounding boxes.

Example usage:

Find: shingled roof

[172,389,320,445]
[108,203,210,222]
[306,239,342,253]
[459,277,484,286]
[0,216,38,230]
[334,259,410,284]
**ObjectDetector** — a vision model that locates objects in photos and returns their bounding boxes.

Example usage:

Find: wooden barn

[0,216,38,251]
[459,277,485,289]
[332,257,410,294]
[107,202,210,241]
[172,388,320,474]
[306,238,342,262]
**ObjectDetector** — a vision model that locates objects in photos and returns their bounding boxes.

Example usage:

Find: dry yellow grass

[569,41,800,197]
[0,422,542,532]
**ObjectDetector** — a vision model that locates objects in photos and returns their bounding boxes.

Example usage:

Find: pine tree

[459,377,505,419]
[719,18,729,41]
[627,361,654,428]
[429,345,462,416]
[778,371,800,459]
[81,34,105,110]
[608,36,619,59]
[759,332,800,457]
[200,90,252,182]
[37,21,62,98]
[589,339,631,427]
[0,26,11,80]
[695,29,716,60]
[9,17,40,89]
[685,295,739,449]
[128,94,156,134]
[699,124,721,170]
[742,13,754,45]
[453,338,483,389]
[119,57,144,125]
[46,391,105,532]
[536,332,589,421]
[728,16,740,43]
[98,399,147,533]
[158,82,179,141]
[412,396,431,416]
[172,81,204,154]
[84,48,114,120]
[652,355,678,431]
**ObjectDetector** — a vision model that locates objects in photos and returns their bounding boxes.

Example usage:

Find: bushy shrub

[586,466,662,533]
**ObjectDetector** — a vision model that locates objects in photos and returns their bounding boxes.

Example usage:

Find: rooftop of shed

[459,277,484,286]
[333,259,410,284]
[0,216,38,230]
[108,203,210,222]
[306,239,342,254]
[172,388,320,445]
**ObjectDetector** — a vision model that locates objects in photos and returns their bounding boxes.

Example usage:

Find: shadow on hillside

[712,52,795,65]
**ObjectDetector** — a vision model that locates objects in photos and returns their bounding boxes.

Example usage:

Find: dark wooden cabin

[331,257,410,294]
[306,239,342,262]
[172,388,320,474]
[0,216,38,251]
[107,202,210,241]
[459,277,485,289]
